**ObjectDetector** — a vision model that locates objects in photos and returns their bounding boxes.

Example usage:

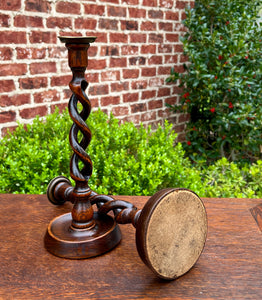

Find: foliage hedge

[0,108,261,198]
[166,0,262,163]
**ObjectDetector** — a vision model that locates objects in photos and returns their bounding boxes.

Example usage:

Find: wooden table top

[0,194,261,299]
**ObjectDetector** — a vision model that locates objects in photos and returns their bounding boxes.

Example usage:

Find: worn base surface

[44,212,121,259]
[136,189,207,280]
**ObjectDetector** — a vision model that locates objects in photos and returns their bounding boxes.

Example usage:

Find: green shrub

[202,158,262,198]
[0,108,205,196]
[167,0,262,162]
[0,109,261,198]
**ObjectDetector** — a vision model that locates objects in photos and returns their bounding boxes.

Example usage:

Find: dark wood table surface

[0,194,261,299]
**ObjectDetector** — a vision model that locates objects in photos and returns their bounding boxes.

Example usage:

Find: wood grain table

[0,194,261,299]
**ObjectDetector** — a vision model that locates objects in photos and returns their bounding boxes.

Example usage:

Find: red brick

[140,21,156,31]
[30,62,56,75]
[99,19,118,30]
[34,90,60,104]
[48,47,67,59]
[159,22,173,31]
[0,80,15,92]
[164,55,178,64]
[88,59,107,70]
[149,33,163,43]
[14,15,43,27]
[47,17,72,29]
[112,106,129,116]
[174,65,185,73]
[142,0,157,6]
[0,14,10,27]
[123,92,139,103]
[109,57,127,68]
[174,123,186,133]
[88,84,109,96]
[141,111,156,122]
[148,55,163,65]
[121,20,138,31]
[0,0,21,11]
[19,77,48,90]
[110,82,129,92]
[100,46,119,56]
[101,70,120,82]
[129,57,146,65]
[121,45,139,55]
[173,44,183,53]
[149,78,164,87]
[51,75,72,87]
[165,11,179,21]
[141,45,156,54]
[159,0,173,8]
[176,1,187,9]
[122,69,139,79]
[20,106,48,119]
[17,47,46,60]
[50,103,67,114]
[166,33,179,43]
[158,44,173,53]
[90,98,99,108]
[148,100,163,110]
[142,90,156,99]
[141,67,156,77]
[131,103,147,113]
[86,73,99,83]
[75,18,96,30]
[0,48,13,60]
[0,63,27,76]
[108,6,126,17]
[165,96,178,106]
[0,111,16,123]
[0,32,26,44]
[130,33,147,43]
[100,96,120,106]
[84,4,105,15]
[121,114,140,124]
[157,87,171,97]
[128,8,146,18]
[109,33,128,43]
[30,31,57,44]
[85,32,108,43]
[148,10,163,19]
[131,80,147,90]
[88,46,98,57]
[25,0,50,12]
[180,54,189,63]
[179,113,190,123]
[56,1,80,14]
[0,94,30,107]
[158,66,171,75]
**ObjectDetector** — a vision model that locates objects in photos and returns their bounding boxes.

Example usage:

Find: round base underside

[44,212,121,259]
[136,189,207,280]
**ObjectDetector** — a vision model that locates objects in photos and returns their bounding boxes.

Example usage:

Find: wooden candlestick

[45,36,207,280]
[44,37,122,259]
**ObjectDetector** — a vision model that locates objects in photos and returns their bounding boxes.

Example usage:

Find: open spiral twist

[68,77,92,184]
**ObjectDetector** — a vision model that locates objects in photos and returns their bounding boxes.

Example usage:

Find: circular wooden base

[44,212,121,259]
[136,188,207,280]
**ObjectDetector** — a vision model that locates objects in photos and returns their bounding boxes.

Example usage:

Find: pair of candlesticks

[44,36,207,281]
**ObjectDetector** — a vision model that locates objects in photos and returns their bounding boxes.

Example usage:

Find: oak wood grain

[0,194,261,299]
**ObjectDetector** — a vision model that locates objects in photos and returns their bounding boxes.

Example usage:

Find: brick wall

[0,0,193,139]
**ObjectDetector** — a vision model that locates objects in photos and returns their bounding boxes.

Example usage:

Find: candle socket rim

[59,36,97,44]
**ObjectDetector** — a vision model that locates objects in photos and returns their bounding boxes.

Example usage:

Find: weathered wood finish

[1,194,262,299]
